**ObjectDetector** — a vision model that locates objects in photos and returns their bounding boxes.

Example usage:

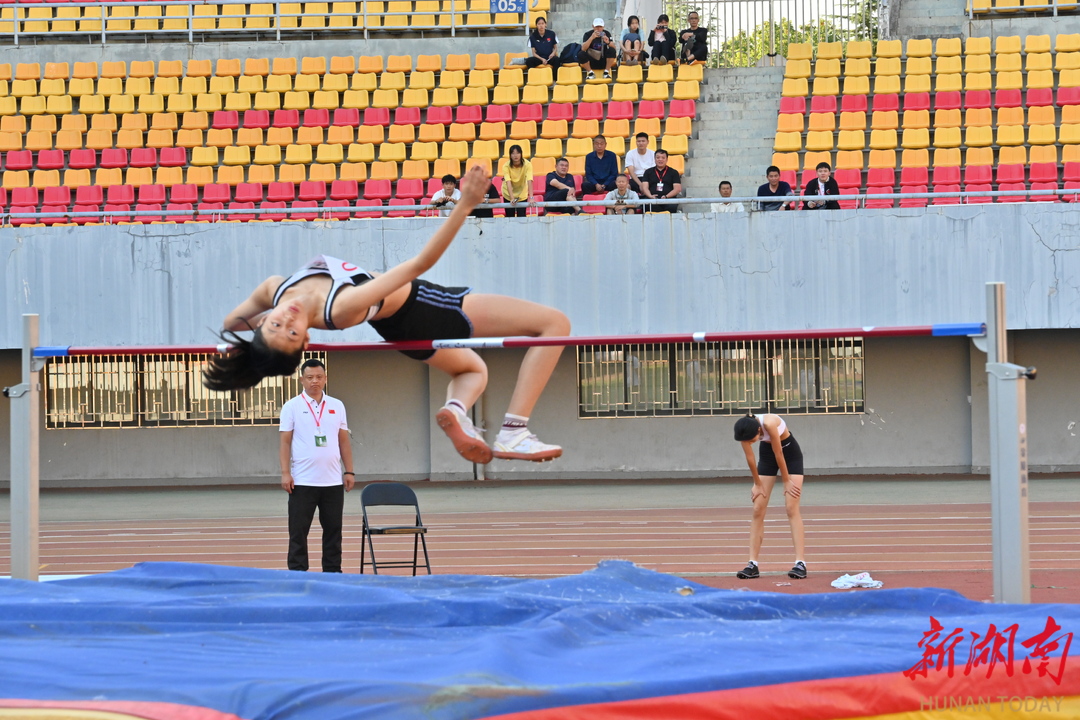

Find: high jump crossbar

[32,323,985,358]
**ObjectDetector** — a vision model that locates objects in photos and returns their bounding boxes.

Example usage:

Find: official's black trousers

[287,484,345,572]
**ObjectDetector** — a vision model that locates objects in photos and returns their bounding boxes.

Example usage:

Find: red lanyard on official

[655,167,669,188]
[301,394,325,429]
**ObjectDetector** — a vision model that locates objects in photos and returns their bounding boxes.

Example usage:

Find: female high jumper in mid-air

[202,165,569,464]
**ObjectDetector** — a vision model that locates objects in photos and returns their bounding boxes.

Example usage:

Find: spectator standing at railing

[802,162,841,210]
[757,166,794,211]
[624,132,655,194]
[526,17,563,71]
[500,145,533,217]
[544,157,581,215]
[620,15,644,67]
[678,11,708,65]
[639,149,682,212]
[711,181,745,213]
[648,14,677,65]
[470,182,502,218]
[578,18,618,80]
[428,174,462,217]
[605,174,640,214]
[584,136,620,194]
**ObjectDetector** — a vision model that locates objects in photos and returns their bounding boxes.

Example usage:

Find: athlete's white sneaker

[435,406,493,464]
[492,429,563,462]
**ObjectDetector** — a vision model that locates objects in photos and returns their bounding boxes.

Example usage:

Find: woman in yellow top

[500,144,533,217]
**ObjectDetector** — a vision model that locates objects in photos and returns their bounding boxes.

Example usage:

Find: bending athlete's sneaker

[492,429,562,462]
[788,561,807,580]
[435,406,493,465]
[736,562,760,579]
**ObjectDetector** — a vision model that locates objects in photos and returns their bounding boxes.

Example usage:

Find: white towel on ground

[831,572,884,589]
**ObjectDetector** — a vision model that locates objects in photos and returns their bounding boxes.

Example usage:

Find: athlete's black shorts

[757,433,804,476]
[369,279,473,360]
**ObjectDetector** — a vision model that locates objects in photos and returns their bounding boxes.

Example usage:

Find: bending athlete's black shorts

[369,279,473,360]
[757,433,804,476]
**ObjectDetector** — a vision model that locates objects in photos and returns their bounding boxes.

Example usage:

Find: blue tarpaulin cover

[0,561,1077,720]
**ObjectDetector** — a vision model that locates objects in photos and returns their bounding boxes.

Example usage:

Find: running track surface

[2,501,1079,603]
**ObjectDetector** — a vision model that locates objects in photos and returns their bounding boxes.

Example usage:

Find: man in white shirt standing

[623,132,656,195]
[711,180,746,213]
[279,359,355,573]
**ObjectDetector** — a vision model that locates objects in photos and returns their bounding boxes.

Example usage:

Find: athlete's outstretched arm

[333,165,490,327]
[223,276,284,331]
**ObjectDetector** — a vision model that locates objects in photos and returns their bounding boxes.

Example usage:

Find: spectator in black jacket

[678,12,708,64]
[803,162,841,210]
[526,17,562,71]
[648,14,677,64]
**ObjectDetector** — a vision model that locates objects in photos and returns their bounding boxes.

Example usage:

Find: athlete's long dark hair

[733,413,762,442]
[201,326,304,391]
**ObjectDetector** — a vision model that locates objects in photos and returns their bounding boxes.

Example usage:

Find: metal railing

[968,0,1077,18]
[1,0,533,45]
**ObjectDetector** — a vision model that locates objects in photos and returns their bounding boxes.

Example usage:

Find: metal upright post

[6,314,41,581]
[985,283,1032,604]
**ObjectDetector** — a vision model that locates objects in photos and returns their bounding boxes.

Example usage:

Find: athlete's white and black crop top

[272,255,383,330]
[760,415,787,442]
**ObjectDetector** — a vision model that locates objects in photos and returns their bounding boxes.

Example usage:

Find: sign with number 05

[495,0,525,12]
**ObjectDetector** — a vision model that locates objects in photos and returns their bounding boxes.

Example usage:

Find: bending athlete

[203,165,569,464]
[733,412,806,579]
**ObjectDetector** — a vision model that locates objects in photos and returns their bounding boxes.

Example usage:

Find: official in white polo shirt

[279,358,355,572]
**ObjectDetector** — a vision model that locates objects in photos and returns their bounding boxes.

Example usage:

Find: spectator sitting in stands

[648,14,677,65]
[578,18,617,81]
[711,181,745,213]
[678,11,708,65]
[620,15,644,67]
[526,17,562,71]
[500,145,533,217]
[757,165,794,211]
[802,162,841,210]
[584,136,620,194]
[544,157,581,215]
[470,182,501,218]
[624,132,655,194]
[640,149,682,212]
[428,174,462,217]
[605,174,640,214]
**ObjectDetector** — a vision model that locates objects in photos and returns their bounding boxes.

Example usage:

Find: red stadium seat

[75,185,104,205]
[838,186,858,209]
[964,91,991,109]
[426,107,453,125]
[800,168,818,189]
[106,185,135,204]
[235,183,264,203]
[257,200,287,221]
[5,150,34,171]
[486,105,512,123]
[995,164,1025,184]
[363,108,392,127]
[902,93,930,112]
[304,109,331,128]
[1064,162,1080,182]
[273,109,300,128]
[931,184,961,205]
[39,204,69,226]
[68,149,97,170]
[267,182,295,202]
[866,168,895,188]
[332,108,361,127]
[130,148,158,168]
[170,184,199,203]
[134,203,163,224]
[9,206,38,227]
[865,186,894,208]
[36,150,65,170]
[226,201,257,221]
[0,188,6,207]
[779,97,806,114]
[394,107,421,126]
[363,178,393,200]
[11,187,39,205]
[810,96,837,114]
[213,111,240,129]
[243,110,271,129]
[546,103,576,122]
[1030,182,1059,202]
[202,183,232,203]
[103,203,132,223]
[197,201,225,220]
[323,199,352,220]
[165,202,193,223]
[636,100,665,119]
[455,106,482,124]
[386,198,416,217]
[577,102,604,121]
[606,101,634,120]
[43,186,70,205]
[1029,163,1058,183]
[298,180,327,201]
[1066,182,1080,202]
[964,183,993,203]
[780,170,797,191]
[1057,87,1080,107]
[1026,88,1053,107]
[582,193,606,214]
[899,185,928,207]
[355,198,383,218]
[870,94,898,112]
[668,99,695,118]
[516,104,543,123]
[900,167,928,186]
[933,166,961,185]
[994,90,1022,109]
[998,182,1027,203]
[100,149,129,169]
[138,184,166,204]
[839,95,866,113]
[834,168,861,189]
[395,178,425,200]
[159,147,188,167]
[934,91,961,111]
[330,179,359,200]
[73,204,101,225]
[964,166,993,185]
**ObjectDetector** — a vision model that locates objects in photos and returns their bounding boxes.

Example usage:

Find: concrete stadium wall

[896,0,1080,39]
[2,205,1080,485]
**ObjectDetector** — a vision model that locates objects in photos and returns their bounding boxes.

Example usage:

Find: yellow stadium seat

[297,127,324,146]
[410,142,439,162]
[547,84,575,104]
[117,128,145,149]
[174,128,202,148]
[540,119,567,139]
[875,39,902,58]
[963,126,992,147]
[345,143,375,163]
[661,135,687,155]
[902,110,929,130]
[901,128,929,149]
[367,161,397,181]
[445,54,471,72]
[333,162,363,183]
[996,126,1025,146]
[1026,53,1052,72]
[804,131,832,152]
[906,57,932,76]
[192,4,217,29]
[1028,125,1056,145]
[935,56,962,76]
[935,74,962,93]
[810,77,837,96]
[492,86,519,105]
[31,170,59,190]
[932,148,961,168]
[367,89,395,108]
[906,38,932,57]
[283,91,310,110]
[836,130,864,151]
[1026,71,1054,90]
[841,76,868,96]
[265,127,293,147]
[964,57,990,76]
[965,73,991,91]
[770,152,799,171]
[1061,69,1080,88]
[845,40,872,59]
[1031,145,1057,165]
[676,63,703,82]
[638,82,667,102]
[904,74,931,93]
[1056,52,1080,72]
[935,37,961,56]
[409,71,436,91]
[189,146,218,166]
[165,93,192,114]
[807,112,833,132]
[616,64,643,84]
[510,120,538,140]
[68,78,94,97]
[459,87,486,106]
[867,149,895,168]
[785,59,810,79]
[44,95,72,116]
[838,111,866,131]
[995,53,1022,74]
[869,129,896,150]
[874,57,901,76]
[525,66,553,88]
[581,84,608,103]
[871,110,897,131]
[844,58,870,77]
[221,145,249,166]
[995,72,1023,91]
[52,6,80,32]
[773,132,801,152]
[197,94,223,113]
[386,125,413,144]
[284,144,313,164]
[565,137,592,157]
[266,75,293,93]
[294,75,320,93]
[516,85,545,104]
[24,130,51,152]
[351,73,377,93]
[379,142,407,162]
[787,43,812,61]
[995,35,1021,54]
[873,75,900,95]
[475,122,502,141]
[250,144,280,165]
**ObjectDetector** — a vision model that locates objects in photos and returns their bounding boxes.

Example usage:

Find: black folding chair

[359,482,431,575]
